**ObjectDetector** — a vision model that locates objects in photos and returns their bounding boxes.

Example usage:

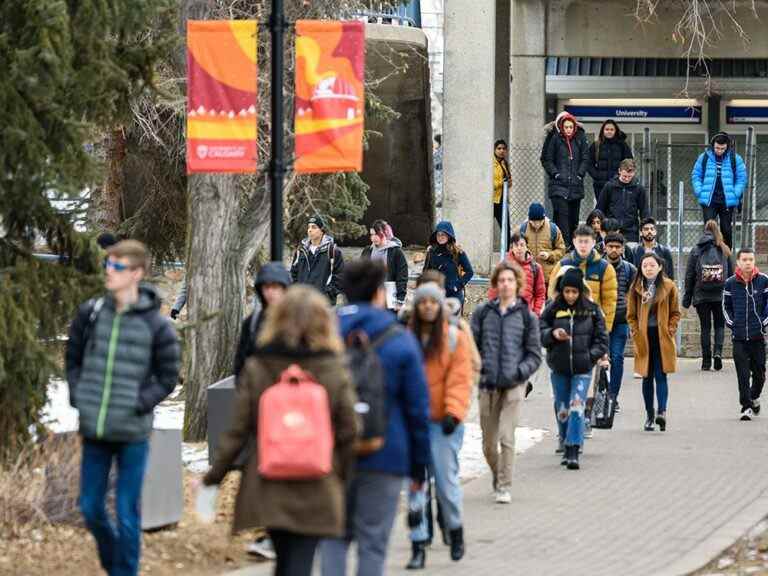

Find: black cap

[308,215,326,230]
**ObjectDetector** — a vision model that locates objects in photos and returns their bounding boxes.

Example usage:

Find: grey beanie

[413,282,445,307]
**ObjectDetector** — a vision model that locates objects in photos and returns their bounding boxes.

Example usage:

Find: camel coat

[627,277,681,377]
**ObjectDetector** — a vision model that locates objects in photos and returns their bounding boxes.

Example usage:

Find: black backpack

[345,324,401,455]
[699,244,725,287]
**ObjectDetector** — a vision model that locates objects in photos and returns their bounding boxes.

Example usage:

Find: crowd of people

[63,119,760,576]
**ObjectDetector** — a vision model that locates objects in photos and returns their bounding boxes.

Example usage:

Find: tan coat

[627,277,681,377]
[203,350,358,537]
[521,217,567,286]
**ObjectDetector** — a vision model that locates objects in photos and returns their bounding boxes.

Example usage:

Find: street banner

[295,20,365,173]
[187,20,258,173]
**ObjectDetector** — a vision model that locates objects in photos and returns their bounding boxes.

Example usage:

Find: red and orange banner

[295,21,365,173]
[186,21,258,174]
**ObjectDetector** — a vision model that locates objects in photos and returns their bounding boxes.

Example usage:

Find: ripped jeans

[551,373,591,447]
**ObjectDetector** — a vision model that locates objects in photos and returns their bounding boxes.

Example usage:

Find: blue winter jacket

[723,269,768,341]
[691,149,747,208]
[423,221,474,302]
[337,304,431,482]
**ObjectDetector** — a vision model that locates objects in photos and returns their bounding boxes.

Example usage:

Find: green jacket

[66,285,180,442]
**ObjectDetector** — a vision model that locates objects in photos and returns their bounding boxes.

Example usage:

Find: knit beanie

[413,282,445,307]
[528,202,546,221]
[561,267,585,291]
[308,215,326,230]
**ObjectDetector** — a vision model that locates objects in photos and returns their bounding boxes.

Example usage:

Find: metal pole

[500,180,509,261]
[642,127,651,191]
[740,126,756,249]
[269,0,286,262]
[677,180,684,350]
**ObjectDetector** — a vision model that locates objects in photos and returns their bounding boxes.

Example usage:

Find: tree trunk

[183,173,246,442]
[89,128,126,232]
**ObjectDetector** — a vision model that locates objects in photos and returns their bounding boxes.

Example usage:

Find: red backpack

[258,364,333,480]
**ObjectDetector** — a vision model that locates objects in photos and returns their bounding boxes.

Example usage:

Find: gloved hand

[682,296,691,309]
[441,415,459,435]
[170,309,179,320]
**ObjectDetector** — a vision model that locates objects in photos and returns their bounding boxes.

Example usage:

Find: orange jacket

[424,322,474,422]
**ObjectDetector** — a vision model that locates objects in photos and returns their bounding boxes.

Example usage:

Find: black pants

[695,301,725,359]
[732,340,766,410]
[269,529,319,576]
[551,197,581,248]
[703,203,733,248]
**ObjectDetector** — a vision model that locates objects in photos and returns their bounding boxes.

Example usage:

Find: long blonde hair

[257,285,344,354]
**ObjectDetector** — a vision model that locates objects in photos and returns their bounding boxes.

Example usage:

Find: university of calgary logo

[196,145,209,159]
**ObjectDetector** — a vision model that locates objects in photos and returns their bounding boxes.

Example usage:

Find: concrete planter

[207,375,251,468]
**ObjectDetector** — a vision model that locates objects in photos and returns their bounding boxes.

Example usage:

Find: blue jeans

[642,327,669,418]
[609,323,630,399]
[80,439,150,576]
[551,373,591,447]
[409,422,464,542]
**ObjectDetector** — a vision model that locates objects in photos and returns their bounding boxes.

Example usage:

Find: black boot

[560,445,568,466]
[644,414,655,431]
[701,356,711,371]
[449,527,464,561]
[655,412,667,432]
[567,445,580,470]
[713,355,723,371]
[406,541,427,570]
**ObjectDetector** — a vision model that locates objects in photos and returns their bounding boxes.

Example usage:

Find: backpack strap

[82,297,105,349]
[549,222,558,245]
[700,152,708,183]
[520,222,527,236]
[371,323,403,349]
[326,242,336,286]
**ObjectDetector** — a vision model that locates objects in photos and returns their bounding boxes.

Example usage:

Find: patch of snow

[183,444,210,474]
[41,379,80,433]
[460,423,546,481]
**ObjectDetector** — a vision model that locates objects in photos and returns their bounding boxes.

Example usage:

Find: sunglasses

[104,260,135,272]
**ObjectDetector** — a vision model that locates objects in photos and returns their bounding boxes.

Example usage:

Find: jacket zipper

[497,309,505,386]
[97,313,122,439]
[746,281,751,339]
[569,313,575,374]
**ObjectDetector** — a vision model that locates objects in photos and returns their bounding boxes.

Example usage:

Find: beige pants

[479,386,525,491]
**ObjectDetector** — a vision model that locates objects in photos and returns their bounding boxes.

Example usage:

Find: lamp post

[269,0,287,261]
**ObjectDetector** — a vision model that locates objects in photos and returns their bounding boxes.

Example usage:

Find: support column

[495,0,511,144]
[510,0,547,226]
[443,0,497,274]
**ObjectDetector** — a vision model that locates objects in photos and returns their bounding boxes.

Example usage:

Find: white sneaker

[741,408,754,422]
[246,536,276,560]
[633,372,642,379]
[495,490,511,504]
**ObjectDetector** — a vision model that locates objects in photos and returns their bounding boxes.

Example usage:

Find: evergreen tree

[0,0,176,460]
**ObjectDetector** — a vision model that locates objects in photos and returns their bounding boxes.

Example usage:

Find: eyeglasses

[104,260,134,272]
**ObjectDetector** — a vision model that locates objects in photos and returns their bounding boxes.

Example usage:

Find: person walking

[423,221,474,307]
[290,215,345,304]
[489,232,546,316]
[405,283,473,569]
[548,225,618,333]
[683,220,733,372]
[321,260,431,576]
[519,202,567,291]
[586,209,607,254]
[471,261,542,504]
[493,139,511,235]
[361,219,409,311]
[631,217,675,280]
[65,240,180,576]
[202,286,358,576]
[541,267,609,468]
[596,159,650,245]
[603,232,637,410]
[722,247,768,421]
[587,119,633,203]
[691,132,748,249]
[627,252,681,432]
[540,111,590,248]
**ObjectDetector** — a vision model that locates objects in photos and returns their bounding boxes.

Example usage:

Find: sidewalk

[225,358,768,576]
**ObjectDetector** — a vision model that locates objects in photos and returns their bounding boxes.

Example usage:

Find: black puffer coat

[540,298,609,376]
[609,257,637,325]
[588,121,633,197]
[540,114,590,201]
[596,176,649,243]
[683,232,734,308]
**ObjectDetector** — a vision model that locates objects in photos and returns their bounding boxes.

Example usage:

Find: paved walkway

[225,358,768,576]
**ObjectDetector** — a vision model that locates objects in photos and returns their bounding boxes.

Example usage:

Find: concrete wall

[548,0,768,58]
[361,25,434,247]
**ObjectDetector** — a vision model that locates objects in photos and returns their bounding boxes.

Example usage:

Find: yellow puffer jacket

[493,157,509,204]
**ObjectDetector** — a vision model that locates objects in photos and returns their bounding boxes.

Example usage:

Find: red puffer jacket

[487,252,546,316]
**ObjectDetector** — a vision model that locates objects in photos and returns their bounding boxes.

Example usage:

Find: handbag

[592,367,616,430]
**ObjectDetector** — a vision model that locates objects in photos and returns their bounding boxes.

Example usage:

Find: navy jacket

[609,257,637,326]
[723,270,768,341]
[337,304,431,482]
[423,221,474,301]
[631,243,675,281]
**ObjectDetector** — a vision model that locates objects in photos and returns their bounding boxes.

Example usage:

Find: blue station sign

[564,105,702,124]
[726,106,768,124]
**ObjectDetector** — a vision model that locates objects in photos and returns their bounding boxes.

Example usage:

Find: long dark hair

[630,252,666,302]
[409,301,445,360]
[553,274,591,312]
